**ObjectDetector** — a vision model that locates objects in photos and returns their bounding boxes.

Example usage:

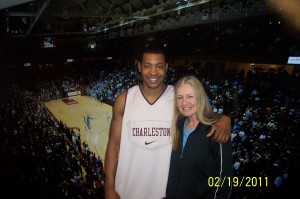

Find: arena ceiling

[0,0,219,38]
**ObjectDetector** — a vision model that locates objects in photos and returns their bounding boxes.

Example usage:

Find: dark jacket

[166,117,233,199]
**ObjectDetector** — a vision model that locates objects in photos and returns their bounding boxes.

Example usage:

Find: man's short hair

[136,42,167,63]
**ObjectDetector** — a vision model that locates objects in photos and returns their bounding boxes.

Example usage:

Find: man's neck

[139,84,167,104]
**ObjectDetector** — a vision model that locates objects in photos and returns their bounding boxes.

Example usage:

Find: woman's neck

[185,117,199,130]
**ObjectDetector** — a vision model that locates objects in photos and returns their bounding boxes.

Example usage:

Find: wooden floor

[44,95,112,162]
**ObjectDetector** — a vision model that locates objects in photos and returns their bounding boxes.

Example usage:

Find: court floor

[44,95,112,162]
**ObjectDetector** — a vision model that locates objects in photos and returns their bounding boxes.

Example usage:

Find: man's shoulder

[165,84,174,92]
[115,85,138,104]
[129,85,139,90]
[165,85,174,98]
[114,90,127,104]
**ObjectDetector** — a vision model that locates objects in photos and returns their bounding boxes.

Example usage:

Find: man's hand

[207,115,231,143]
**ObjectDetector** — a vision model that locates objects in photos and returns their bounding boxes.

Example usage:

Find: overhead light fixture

[83,22,87,31]
[22,17,27,24]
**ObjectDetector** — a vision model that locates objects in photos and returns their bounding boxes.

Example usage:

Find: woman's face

[176,83,197,119]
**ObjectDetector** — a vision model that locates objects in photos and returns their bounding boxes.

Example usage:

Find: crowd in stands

[85,66,139,101]
[1,66,107,199]
[200,67,299,198]
[0,62,299,199]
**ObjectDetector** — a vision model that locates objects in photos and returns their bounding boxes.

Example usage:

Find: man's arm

[104,92,126,199]
[207,115,231,143]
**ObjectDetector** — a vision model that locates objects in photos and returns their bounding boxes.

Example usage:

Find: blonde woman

[166,75,233,199]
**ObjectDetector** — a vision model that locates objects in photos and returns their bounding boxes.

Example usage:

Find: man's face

[138,52,168,89]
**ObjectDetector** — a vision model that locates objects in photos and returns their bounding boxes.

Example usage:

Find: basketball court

[44,95,112,162]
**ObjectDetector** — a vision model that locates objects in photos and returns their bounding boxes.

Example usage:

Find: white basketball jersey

[115,85,174,199]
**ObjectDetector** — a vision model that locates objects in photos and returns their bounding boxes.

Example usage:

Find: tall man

[105,44,231,199]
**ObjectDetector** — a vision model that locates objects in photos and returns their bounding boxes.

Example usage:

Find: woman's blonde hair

[171,75,218,150]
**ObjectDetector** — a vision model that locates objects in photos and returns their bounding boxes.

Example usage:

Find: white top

[115,85,174,199]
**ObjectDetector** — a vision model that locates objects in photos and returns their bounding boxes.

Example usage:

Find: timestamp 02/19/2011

[208,176,268,188]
